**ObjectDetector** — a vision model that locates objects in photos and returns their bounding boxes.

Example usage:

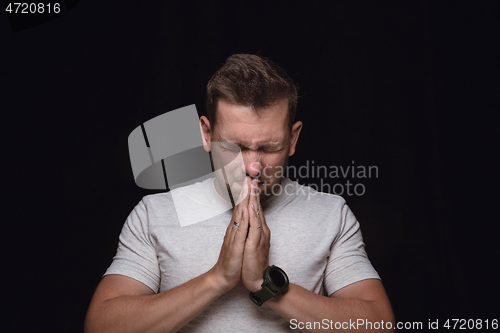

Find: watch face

[269,268,288,288]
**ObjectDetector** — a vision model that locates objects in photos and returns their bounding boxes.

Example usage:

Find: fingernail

[250,203,254,210]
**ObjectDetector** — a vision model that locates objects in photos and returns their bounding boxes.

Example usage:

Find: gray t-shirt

[104,177,380,332]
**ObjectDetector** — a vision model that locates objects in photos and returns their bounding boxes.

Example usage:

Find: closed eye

[261,146,284,153]
[218,142,240,151]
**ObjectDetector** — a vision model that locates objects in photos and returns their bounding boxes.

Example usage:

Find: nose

[242,151,262,179]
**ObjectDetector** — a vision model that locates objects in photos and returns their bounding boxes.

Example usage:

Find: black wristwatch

[249,265,289,306]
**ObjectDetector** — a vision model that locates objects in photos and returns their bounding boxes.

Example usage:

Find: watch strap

[249,285,276,306]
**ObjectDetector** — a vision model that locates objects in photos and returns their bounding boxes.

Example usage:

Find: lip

[232,179,265,184]
[233,181,264,185]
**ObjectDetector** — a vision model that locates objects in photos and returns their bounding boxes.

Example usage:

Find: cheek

[262,155,286,178]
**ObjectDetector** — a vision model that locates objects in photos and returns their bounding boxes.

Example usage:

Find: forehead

[213,99,289,145]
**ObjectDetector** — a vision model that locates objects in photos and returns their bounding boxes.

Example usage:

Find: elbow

[385,302,396,332]
[84,309,100,333]
[84,314,95,333]
[385,313,396,333]
[378,302,395,333]
[369,300,395,333]
[84,302,110,333]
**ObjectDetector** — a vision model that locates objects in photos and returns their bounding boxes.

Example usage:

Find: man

[85,54,395,332]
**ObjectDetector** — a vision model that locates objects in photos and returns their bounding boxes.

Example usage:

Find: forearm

[266,283,394,332]
[85,270,225,333]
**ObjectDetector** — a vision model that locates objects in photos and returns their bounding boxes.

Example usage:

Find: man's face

[201,99,302,204]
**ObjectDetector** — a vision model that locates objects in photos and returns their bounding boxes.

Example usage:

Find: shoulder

[282,178,347,212]
[142,179,206,207]
[139,191,172,214]
[139,179,215,226]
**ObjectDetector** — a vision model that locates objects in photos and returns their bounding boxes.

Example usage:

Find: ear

[288,121,302,156]
[199,116,212,152]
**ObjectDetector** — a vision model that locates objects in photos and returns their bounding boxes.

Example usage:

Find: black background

[2,1,499,331]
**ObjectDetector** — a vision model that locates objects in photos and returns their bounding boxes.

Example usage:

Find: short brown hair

[206,54,298,130]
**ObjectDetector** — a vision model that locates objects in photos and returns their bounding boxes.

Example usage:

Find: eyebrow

[216,137,283,149]
[257,142,282,149]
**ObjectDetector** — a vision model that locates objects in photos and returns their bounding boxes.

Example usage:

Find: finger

[256,197,270,236]
[224,204,239,240]
[235,206,249,245]
[230,202,244,237]
[249,179,265,229]
[252,179,264,215]
[234,176,249,206]
[222,222,233,248]
[253,179,270,234]
[249,178,259,208]
[232,176,250,227]
[241,176,252,206]
[257,209,270,239]
[248,178,256,214]
[247,202,262,245]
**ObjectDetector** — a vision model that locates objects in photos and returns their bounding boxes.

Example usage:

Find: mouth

[233,180,265,186]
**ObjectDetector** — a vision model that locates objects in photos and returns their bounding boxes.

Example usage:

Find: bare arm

[84,271,225,333]
[266,279,395,332]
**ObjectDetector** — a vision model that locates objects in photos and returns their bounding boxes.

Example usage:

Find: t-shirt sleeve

[103,198,160,293]
[323,199,380,296]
